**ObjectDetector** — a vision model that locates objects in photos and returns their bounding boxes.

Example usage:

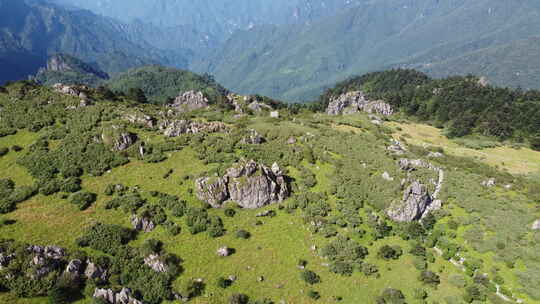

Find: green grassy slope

[0,81,538,304]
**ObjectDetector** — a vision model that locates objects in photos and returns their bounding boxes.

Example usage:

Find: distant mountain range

[2,0,540,102]
[192,0,540,101]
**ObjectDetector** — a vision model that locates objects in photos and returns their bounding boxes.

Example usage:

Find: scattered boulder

[427,152,443,158]
[481,178,496,187]
[382,172,394,181]
[144,254,169,273]
[196,160,290,209]
[160,120,228,137]
[287,137,297,145]
[248,100,272,112]
[532,219,540,230]
[326,91,393,116]
[270,111,280,118]
[131,216,155,232]
[387,181,435,222]
[85,261,108,281]
[388,140,407,155]
[217,247,231,257]
[242,129,265,144]
[65,259,83,276]
[53,83,82,97]
[124,112,156,128]
[27,245,65,260]
[93,287,143,304]
[171,91,209,112]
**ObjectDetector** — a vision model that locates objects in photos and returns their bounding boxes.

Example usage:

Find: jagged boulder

[217,247,231,257]
[65,259,83,276]
[101,125,137,151]
[85,261,108,281]
[123,112,156,128]
[144,254,169,273]
[160,120,227,137]
[195,176,229,207]
[481,178,496,187]
[27,245,65,260]
[93,287,143,304]
[387,181,433,222]
[326,91,393,116]
[532,219,540,230]
[53,83,81,97]
[131,216,155,232]
[172,90,209,112]
[242,129,265,144]
[195,160,289,209]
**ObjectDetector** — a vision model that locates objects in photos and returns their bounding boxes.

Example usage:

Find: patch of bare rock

[326,91,393,116]
[196,160,289,209]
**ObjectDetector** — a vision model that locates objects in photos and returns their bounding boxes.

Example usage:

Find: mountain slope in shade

[0,0,187,84]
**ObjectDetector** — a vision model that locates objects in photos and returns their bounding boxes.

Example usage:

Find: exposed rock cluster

[241,129,265,144]
[387,158,445,222]
[143,254,169,273]
[131,215,155,232]
[103,131,137,152]
[481,178,496,187]
[532,219,540,230]
[159,119,227,137]
[53,83,90,100]
[85,261,108,281]
[171,90,209,112]
[326,91,393,116]
[387,181,433,222]
[196,160,289,209]
[93,287,143,304]
[123,112,156,128]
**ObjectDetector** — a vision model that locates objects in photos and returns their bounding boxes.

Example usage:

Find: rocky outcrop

[85,261,108,281]
[326,91,393,116]
[93,287,143,304]
[532,219,540,230]
[171,91,209,112]
[131,216,155,232]
[65,259,83,276]
[481,178,496,187]
[53,83,90,101]
[108,132,137,151]
[241,129,265,144]
[144,254,169,273]
[388,158,445,222]
[27,245,66,260]
[387,181,433,222]
[217,247,231,257]
[123,112,156,128]
[195,160,289,209]
[160,120,228,137]
[388,139,407,155]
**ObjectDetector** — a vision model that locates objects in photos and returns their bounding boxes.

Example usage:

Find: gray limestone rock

[326,91,393,116]
[85,261,108,281]
[387,181,433,222]
[144,254,169,273]
[160,120,227,137]
[172,91,209,112]
[131,216,155,232]
[195,160,289,209]
[532,219,540,230]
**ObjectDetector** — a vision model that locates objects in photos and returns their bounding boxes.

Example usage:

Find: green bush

[235,230,251,239]
[69,191,97,210]
[307,290,321,300]
[76,223,134,255]
[300,270,321,285]
[0,147,8,156]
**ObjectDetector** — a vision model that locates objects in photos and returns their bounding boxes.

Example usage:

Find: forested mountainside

[0,0,188,85]
[0,68,539,303]
[316,70,540,147]
[194,0,540,101]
